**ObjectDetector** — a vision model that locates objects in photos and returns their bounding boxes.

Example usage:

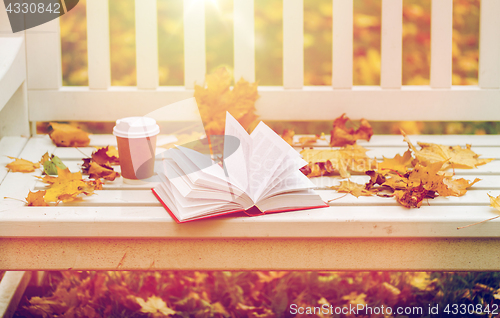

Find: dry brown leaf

[394,185,434,208]
[6,157,40,173]
[136,296,176,317]
[26,190,49,206]
[330,114,373,147]
[331,180,373,197]
[92,146,120,166]
[194,67,259,136]
[88,161,120,181]
[49,122,90,147]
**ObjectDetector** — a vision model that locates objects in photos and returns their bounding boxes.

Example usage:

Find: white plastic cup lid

[113,117,160,138]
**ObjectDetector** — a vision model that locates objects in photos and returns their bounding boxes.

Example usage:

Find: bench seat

[1,134,499,271]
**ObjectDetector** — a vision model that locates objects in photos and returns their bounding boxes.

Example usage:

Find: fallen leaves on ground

[6,157,40,172]
[49,122,90,147]
[490,194,500,211]
[194,67,259,136]
[330,113,373,147]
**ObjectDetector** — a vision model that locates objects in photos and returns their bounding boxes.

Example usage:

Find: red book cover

[152,188,329,224]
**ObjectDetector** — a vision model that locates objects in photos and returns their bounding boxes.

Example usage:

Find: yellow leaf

[378,150,413,173]
[44,180,94,202]
[402,131,493,169]
[136,296,176,317]
[331,180,373,197]
[6,157,40,173]
[489,194,500,212]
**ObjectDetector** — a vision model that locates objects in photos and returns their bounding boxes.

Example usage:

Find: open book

[152,112,327,223]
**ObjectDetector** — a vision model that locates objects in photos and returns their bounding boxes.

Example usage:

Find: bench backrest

[4,0,500,129]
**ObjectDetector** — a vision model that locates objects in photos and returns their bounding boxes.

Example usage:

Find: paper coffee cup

[113,117,160,181]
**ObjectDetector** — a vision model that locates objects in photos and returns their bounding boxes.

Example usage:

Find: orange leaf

[330,114,373,147]
[6,157,40,173]
[49,122,90,147]
[26,190,49,206]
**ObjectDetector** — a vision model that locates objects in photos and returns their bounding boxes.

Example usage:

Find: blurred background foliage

[57,0,498,134]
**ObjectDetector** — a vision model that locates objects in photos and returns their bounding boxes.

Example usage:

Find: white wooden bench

[1,0,500,273]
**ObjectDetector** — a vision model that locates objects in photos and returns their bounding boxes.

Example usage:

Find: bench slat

[1,204,500,238]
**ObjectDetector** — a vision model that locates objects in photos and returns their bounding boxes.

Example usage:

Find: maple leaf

[87,161,120,181]
[330,114,373,147]
[92,146,120,166]
[489,194,500,212]
[378,150,413,173]
[49,122,90,147]
[6,156,40,172]
[331,180,373,197]
[194,67,259,136]
[440,177,480,196]
[26,190,49,206]
[136,296,176,317]
[402,131,493,169]
[44,179,95,202]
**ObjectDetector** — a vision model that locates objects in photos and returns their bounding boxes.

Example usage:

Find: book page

[223,112,252,197]
[248,121,291,201]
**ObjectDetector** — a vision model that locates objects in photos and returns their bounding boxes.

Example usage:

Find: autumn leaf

[441,177,480,196]
[330,114,373,147]
[394,185,432,208]
[331,180,373,197]
[194,67,259,136]
[402,130,493,169]
[136,296,176,317]
[26,190,49,206]
[6,156,40,173]
[92,146,120,166]
[44,179,95,203]
[49,122,90,147]
[378,150,413,173]
[489,194,500,212]
[41,153,67,175]
[86,161,120,181]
